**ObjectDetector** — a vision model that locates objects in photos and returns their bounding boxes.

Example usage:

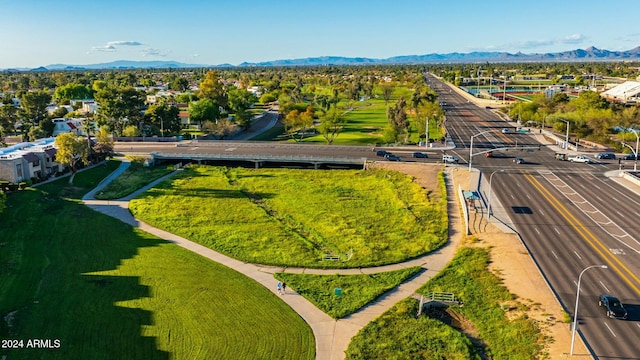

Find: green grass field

[275,267,422,318]
[94,157,175,199]
[0,162,314,360]
[129,166,448,268]
[346,246,543,359]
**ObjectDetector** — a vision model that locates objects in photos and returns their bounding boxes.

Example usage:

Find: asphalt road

[426,73,640,359]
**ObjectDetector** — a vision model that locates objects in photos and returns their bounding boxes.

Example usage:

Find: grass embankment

[0,162,314,360]
[275,267,422,319]
[94,157,175,199]
[129,166,448,268]
[346,247,543,359]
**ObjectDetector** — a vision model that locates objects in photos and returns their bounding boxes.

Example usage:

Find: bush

[18,182,27,190]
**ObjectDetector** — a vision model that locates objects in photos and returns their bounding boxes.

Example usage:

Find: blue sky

[1,0,638,68]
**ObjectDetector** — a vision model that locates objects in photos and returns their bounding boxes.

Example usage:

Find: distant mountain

[3,46,640,71]
[42,60,210,71]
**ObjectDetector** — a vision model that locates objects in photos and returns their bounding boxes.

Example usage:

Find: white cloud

[561,34,585,44]
[92,45,116,52]
[107,41,142,46]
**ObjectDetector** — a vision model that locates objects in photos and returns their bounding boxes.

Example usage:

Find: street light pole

[488,169,504,219]
[469,129,494,172]
[570,264,608,355]
[562,120,570,150]
[425,116,429,149]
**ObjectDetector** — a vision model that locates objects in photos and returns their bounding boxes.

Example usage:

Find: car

[554,153,567,161]
[485,151,494,158]
[595,152,616,160]
[598,294,628,319]
[442,154,459,163]
[384,153,401,161]
[412,152,428,158]
[513,157,525,164]
[375,150,389,157]
[501,128,510,134]
[568,155,593,164]
[622,153,639,160]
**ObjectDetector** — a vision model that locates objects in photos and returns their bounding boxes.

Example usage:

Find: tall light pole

[570,264,608,355]
[469,129,494,172]
[425,116,429,149]
[562,119,570,150]
[629,129,639,171]
[488,169,504,219]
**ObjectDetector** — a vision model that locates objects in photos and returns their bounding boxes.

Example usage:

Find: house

[51,118,87,136]
[0,138,64,183]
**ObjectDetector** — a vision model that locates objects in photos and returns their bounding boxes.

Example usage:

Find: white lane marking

[539,209,545,216]
[599,281,610,293]
[636,323,640,330]
[526,194,531,200]
[604,322,616,337]
[551,251,559,260]
[225,147,237,151]
[616,211,624,217]
[554,228,561,235]
[611,197,619,202]
[510,194,515,199]
[595,196,603,202]
[573,251,582,260]
[534,228,540,235]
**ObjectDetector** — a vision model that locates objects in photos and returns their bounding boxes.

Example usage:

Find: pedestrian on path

[282,281,287,294]
[276,281,282,295]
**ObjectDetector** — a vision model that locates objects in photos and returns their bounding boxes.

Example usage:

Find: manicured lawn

[94,157,175,199]
[275,267,422,318]
[129,166,448,268]
[346,247,543,359]
[0,162,314,360]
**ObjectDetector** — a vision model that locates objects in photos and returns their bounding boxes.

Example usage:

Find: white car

[568,155,592,164]
[442,154,459,163]
[501,128,510,134]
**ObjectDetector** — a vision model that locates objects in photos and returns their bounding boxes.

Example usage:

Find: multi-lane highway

[426,73,640,359]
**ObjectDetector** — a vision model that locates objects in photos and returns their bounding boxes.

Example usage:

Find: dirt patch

[374,162,581,359]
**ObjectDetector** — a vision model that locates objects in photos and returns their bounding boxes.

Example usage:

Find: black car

[384,153,401,161]
[598,294,627,319]
[412,152,428,158]
[375,150,389,157]
[595,152,616,160]
[622,153,639,160]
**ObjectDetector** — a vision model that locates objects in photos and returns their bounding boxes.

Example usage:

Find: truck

[568,155,592,164]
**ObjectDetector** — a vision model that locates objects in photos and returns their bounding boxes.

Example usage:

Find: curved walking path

[82,159,463,360]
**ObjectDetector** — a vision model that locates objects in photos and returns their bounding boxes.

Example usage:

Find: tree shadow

[0,187,170,359]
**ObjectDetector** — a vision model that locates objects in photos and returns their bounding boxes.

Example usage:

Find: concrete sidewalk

[82,162,463,360]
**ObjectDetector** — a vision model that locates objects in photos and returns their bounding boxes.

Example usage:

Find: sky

[1,0,639,69]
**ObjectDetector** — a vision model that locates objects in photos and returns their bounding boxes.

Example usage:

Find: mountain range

[4,46,640,71]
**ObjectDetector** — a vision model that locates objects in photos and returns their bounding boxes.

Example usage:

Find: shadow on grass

[0,174,170,359]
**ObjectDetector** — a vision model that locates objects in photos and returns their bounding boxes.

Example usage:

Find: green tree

[188,99,221,129]
[170,77,190,92]
[317,106,346,144]
[94,86,145,136]
[93,126,114,161]
[21,90,51,125]
[145,102,180,136]
[122,125,140,138]
[54,132,89,184]
[54,83,92,104]
[0,104,19,137]
[199,70,227,107]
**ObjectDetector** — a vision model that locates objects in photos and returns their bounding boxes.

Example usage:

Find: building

[0,138,64,183]
[601,81,640,104]
[51,118,88,137]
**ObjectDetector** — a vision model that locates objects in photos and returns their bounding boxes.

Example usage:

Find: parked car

[598,294,628,319]
[501,128,510,134]
[375,150,389,157]
[442,154,459,163]
[554,153,567,161]
[412,152,428,158]
[595,152,616,160]
[568,155,593,164]
[384,153,401,161]
[513,157,526,164]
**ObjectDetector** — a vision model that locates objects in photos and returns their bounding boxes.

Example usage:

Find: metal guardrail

[152,152,368,165]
